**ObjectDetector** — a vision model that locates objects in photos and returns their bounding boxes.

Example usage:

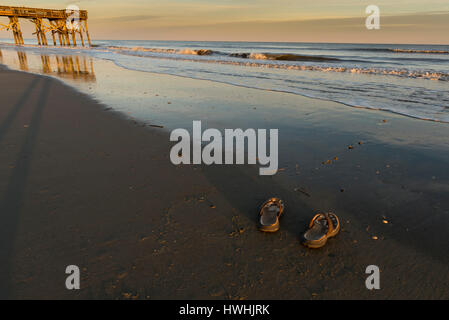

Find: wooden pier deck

[0,5,91,47]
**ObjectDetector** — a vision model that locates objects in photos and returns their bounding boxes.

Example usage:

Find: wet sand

[1,65,449,300]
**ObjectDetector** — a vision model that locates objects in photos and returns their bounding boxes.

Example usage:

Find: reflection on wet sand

[5,49,95,82]
[17,51,28,71]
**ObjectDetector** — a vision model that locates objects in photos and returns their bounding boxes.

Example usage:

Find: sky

[1,0,448,43]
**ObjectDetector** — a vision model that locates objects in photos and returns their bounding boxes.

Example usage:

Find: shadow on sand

[0,78,51,299]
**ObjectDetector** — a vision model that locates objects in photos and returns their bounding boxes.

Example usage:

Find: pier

[0,5,91,47]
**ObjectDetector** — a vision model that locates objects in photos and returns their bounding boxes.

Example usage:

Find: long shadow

[0,78,40,143]
[0,79,51,299]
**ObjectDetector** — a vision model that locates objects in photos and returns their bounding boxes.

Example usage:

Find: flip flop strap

[328,212,339,231]
[324,213,335,237]
[260,198,283,217]
[309,213,325,228]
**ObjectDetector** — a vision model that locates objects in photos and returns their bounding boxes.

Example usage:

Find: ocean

[1,39,449,122]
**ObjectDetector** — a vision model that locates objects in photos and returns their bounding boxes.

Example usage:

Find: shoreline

[1,65,449,299]
[1,42,448,123]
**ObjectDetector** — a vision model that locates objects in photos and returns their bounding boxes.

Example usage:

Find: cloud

[94,15,160,23]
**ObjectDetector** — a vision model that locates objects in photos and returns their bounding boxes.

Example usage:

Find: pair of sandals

[258,198,340,249]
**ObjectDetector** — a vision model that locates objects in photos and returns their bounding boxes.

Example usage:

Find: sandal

[301,212,340,248]
[258,198,284,232]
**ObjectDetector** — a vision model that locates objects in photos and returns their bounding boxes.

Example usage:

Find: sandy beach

[1,57,449,300]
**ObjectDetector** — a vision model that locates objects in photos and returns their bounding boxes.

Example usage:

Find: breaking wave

[106,46,214,56]
[107,45,449,81]
[391,49,449,54]
[106,45,340,62]
[338,47,449,54]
